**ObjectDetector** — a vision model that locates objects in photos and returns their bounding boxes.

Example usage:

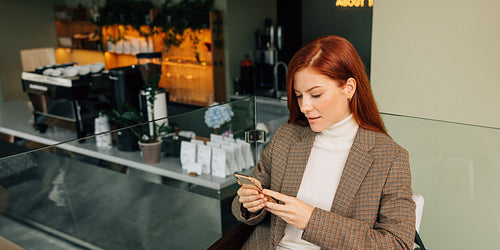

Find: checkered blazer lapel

[279,127,315,197]
[331,127,375,216]
[273,126,315,244]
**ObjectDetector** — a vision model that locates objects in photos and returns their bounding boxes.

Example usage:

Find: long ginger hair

[287,35,387,135]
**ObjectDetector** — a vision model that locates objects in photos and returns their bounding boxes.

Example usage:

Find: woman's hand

[237,184,268,213]
[262,189,314,230]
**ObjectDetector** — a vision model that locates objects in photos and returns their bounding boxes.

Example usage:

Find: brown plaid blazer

[232,122,416,249]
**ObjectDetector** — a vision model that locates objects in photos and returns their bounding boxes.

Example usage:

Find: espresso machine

[107,55,168,151]
[21,63,113,139]
[107,65,145,151]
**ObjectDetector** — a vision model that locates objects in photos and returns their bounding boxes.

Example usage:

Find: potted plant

[106,74,172,163]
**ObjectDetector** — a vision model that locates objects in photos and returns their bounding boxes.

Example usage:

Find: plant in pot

[106,74,172,164]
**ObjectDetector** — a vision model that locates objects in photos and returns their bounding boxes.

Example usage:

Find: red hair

[287,35,387,135]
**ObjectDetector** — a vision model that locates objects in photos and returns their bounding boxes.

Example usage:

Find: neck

[316,114,359,147]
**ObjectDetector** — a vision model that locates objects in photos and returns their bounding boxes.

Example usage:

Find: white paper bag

[237,139,255,168]
[191,139,205,145]
[223,135,235,143]
[186,162,203,176]
[211,147,227,177]
[206,141,220,148]
[197,144,212,174]
[130,37,140,55]
[115,40,124,54]
[107,41,115,53]
[180,141,196,169]
[210,133,224,143]
[222,145,240,174]
[139,37,148,53]
[229,142,246,171]
[123,39,131,54]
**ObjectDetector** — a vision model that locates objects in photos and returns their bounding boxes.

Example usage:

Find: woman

[232,35,416,249]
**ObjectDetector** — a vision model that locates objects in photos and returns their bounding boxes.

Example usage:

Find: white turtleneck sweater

[277,114,359,250]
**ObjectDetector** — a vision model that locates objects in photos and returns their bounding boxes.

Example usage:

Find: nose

[300,96,313,114]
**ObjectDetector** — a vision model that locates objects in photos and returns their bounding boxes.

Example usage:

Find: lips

[307,116,320,122]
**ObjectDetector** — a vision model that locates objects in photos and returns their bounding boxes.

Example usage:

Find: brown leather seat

[207,223,254,250]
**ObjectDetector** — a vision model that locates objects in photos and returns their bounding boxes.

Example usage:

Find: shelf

[54,6,100,51]
[52,6,226,107]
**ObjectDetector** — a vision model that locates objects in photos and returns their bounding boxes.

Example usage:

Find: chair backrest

[412,194,424,232]
[412,194,425,249]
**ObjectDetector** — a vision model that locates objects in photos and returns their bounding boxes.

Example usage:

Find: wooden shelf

[53,6,226,107]
[54,6,100,50]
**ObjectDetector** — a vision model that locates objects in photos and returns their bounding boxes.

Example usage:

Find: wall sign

[336,0,373,7]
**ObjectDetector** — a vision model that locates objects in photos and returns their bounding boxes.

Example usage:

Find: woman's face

[293,68,355,132]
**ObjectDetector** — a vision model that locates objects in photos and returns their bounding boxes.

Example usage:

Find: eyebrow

[294,86,323,93]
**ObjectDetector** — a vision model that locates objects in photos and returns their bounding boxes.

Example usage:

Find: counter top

[0,100,251,190]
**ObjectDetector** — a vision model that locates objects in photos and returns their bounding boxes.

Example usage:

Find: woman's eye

[295,94,302,98]
[312,94,322,98]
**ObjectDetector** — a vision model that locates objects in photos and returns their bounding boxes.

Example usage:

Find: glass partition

[0,97,261,249]
[254,96,289,161]
[382,113,499,250]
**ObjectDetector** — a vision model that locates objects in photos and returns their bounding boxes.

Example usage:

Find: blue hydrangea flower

[204,102,234,129]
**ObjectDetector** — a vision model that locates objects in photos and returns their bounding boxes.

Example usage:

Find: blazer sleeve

[231,129,276,225]
[301,149,416,249]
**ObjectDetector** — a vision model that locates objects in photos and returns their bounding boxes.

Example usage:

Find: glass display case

[0,96,498,249]
[0,96,288,249]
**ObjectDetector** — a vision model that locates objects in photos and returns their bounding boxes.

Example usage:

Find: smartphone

[233,173,276,203]
[233,173,263,191]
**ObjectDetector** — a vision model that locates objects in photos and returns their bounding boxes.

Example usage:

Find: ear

[344,78,357,98]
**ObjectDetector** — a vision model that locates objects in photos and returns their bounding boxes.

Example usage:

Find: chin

[309,124,325,133]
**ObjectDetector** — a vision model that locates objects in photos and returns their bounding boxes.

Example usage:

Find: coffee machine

[21,63,113,139]
[107,65,145,151]
[108,59,168,152]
